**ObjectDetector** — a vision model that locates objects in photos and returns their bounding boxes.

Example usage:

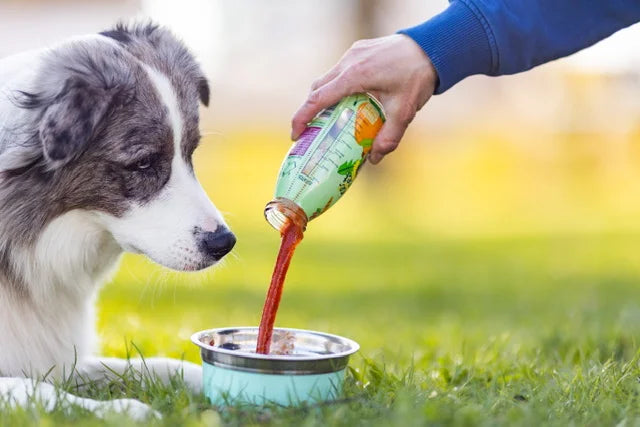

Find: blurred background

[2,1,640,365]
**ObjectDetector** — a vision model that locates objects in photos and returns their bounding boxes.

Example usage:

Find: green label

[274,94,384,221]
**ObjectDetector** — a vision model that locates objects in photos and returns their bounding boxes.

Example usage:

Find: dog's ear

[39,77,113,167]
[197,76,210,107]
[102,23,210,108]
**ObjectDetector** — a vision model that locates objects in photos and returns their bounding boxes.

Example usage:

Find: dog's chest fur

[0,211,122,376]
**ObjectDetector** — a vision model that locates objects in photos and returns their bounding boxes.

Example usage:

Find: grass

[4,231,640,426]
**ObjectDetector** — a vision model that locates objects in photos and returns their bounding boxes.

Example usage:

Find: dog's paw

[94,398,161,421]
[181,360,203,393]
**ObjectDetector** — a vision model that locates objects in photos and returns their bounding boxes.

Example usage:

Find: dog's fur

[0,23,235,420]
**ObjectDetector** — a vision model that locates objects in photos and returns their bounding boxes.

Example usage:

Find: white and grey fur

[0,23,235,420]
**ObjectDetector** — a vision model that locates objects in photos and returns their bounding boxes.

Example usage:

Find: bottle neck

[264,198,308,234]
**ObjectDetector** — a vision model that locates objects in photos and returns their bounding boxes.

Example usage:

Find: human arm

[400,0,640,94]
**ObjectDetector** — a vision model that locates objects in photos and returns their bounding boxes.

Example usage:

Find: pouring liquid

[256,221,304,354]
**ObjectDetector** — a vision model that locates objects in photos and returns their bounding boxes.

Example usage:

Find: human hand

[291,34,437,164]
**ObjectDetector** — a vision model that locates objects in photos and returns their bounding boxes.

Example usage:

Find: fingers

[368,102,414,165]
[291,73,360,140]
[311,65,342,91]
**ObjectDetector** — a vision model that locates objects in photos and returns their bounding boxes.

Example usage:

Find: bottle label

[290,126,320,157]
[273,94,384,221]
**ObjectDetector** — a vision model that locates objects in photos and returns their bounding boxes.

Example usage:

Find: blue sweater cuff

[398,0,497,94]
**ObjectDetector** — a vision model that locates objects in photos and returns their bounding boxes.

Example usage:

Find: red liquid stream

[256,221,304,354]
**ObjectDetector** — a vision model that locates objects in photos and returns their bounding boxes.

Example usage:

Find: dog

[0,23,236,420]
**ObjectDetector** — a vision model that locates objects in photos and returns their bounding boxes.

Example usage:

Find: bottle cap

[264,198,308,233]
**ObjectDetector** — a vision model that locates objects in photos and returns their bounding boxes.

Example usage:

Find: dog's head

[5,24,234,271]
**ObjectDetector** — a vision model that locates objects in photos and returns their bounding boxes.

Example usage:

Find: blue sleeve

[398,0,640,94]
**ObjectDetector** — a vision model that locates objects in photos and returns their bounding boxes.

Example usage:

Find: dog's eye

[136,158,152,170]
[125,155,156,172]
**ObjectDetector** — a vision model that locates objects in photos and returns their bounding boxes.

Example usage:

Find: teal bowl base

[203,362,346,406]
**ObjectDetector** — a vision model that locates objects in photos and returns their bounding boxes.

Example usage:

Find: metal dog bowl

[191,327,359,406]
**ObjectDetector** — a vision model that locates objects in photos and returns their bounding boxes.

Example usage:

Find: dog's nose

[197,228,236,260]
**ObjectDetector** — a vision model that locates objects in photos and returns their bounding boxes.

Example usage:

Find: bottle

[264,93,385,232]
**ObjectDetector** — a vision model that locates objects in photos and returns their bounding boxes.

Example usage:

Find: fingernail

[369,153,382,164]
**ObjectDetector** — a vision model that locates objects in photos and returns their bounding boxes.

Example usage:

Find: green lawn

[4,230,640,426]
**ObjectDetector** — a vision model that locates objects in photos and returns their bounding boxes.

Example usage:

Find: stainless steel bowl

[192,327,359,405]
